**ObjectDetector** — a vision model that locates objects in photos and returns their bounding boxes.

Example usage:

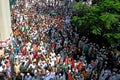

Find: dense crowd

[0,0,120,80]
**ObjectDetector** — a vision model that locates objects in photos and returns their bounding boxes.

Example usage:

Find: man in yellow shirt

[14,63,20,76]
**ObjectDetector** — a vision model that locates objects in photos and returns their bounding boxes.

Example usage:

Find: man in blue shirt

[25,73,32,80]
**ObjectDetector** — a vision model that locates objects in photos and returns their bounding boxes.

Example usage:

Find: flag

[52,43,55,50]
[58,58,61,64]
[74,67,76,72]
[64,56,70,64]
[71,59,74,67]
[62,64,68,69]
[21,25,26,32]
[71,59,76,72]
[41,53,46,61]
[68,73,73,80]
[57,64,61,70]
[26,24,30,30]
[21,25,30,32]
[77,61,83,70]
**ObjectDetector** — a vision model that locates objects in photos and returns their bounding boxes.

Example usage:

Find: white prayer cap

[34,70,37,73]
[42,61,45,63]
[69,70,71,73]
[27,73,30,76]
[46,70,49,73]
[59,73,62,76]
[58,54,60,56]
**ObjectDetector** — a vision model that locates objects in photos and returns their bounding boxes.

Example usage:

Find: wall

[0,0,12,41]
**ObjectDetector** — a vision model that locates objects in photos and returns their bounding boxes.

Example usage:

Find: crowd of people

[0,0,120,80]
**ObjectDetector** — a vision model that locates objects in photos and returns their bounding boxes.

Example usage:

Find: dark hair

[0,47,2,49]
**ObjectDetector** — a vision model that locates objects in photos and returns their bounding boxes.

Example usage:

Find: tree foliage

[71,0,120,46]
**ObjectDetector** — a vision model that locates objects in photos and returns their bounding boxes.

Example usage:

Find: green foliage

[71,16,80,23]
[103,33,120,46]
[73,2,90,17]
[72,0,120,46]
[91,26,102,35]
[100,13,119,30]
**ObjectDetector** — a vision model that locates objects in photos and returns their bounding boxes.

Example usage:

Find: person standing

[25,73,32,80]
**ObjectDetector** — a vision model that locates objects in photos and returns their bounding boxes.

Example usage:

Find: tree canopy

[71,0,120,46]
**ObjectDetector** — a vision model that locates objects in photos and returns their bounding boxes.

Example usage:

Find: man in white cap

[25,73,32,80]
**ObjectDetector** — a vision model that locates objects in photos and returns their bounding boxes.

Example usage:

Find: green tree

[71,0,120,46]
